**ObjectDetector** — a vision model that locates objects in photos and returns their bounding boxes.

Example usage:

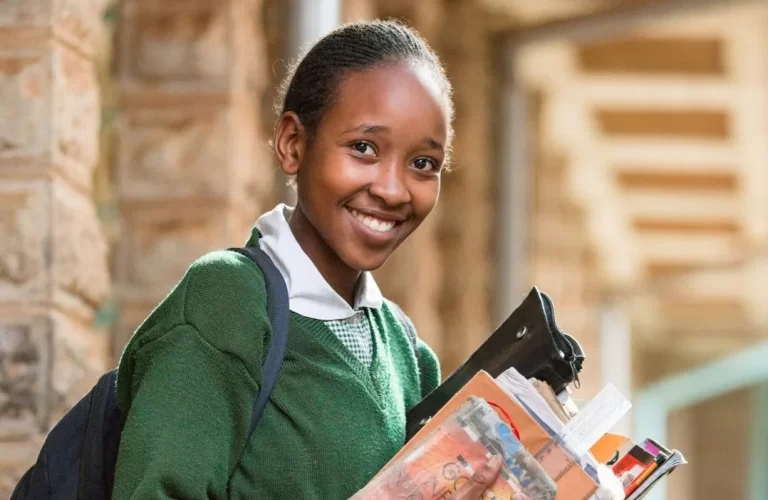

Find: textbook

[375,371,599,500]
[355,288,686,499]
[352,397,557,499]
[356,368,686,499]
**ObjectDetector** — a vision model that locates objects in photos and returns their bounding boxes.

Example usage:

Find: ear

[274,111,306,177]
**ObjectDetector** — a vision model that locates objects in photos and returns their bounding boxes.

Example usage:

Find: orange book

[384,371,598,500]
[590,433,631,465]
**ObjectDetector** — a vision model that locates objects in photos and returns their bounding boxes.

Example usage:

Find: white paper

[558,383,632,457]
[495,367,566,434]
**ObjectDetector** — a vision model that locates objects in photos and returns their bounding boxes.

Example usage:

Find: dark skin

[274,62,502,498]
[274,62,448,304]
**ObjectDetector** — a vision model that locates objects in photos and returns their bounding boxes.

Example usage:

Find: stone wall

[112,0,274,359]
[0,0,111,494]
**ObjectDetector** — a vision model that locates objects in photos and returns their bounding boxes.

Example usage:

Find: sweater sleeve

[416,338,441,397]
[113,250,272,499]
[112,324,257,500]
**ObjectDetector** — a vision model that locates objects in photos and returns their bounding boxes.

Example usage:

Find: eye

[412,157,440,173]
[350,141,376,157]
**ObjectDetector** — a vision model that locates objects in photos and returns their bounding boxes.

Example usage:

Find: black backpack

[11,246,289,500]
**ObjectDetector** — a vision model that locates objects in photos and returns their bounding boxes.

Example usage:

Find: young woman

[112,20,501,499]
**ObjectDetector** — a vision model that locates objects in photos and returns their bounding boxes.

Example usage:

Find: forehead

[321,63,449,143]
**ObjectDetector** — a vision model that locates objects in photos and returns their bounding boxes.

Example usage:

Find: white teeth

[349,209,396,233]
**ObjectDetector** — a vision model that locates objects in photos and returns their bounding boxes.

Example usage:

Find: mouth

[347,208,399,233]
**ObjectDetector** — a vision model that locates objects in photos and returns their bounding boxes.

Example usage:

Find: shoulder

[383,299,417,348]
[181,250,272,358]
[117,249,273,410]
[121,249,272,374]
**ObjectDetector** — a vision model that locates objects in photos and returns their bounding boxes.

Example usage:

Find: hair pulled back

[276,20,454,150]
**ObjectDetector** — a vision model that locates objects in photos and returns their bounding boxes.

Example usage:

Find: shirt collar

[254,204,383,320]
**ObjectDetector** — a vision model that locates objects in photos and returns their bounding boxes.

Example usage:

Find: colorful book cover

[612,444,656,493]
[590,433,631,465]
[352,396,557,500]
[381,371,598,500]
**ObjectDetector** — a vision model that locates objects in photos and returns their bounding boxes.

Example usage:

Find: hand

[451,455,503,499]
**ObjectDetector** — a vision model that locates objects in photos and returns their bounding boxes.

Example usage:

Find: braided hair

[275,20,454,155]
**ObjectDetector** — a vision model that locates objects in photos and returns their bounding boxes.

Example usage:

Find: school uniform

[113,204,440,499]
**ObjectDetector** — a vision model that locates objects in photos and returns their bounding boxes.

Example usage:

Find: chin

[343,249,392,273]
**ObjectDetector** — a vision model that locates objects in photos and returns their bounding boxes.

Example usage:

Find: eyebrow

[424,138,443,151]
[343,123,390,135]
[344,123,444,151]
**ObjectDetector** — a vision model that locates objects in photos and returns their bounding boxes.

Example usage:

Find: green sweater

[113,245,441,499]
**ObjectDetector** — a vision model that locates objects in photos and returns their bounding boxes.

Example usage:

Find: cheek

[299,148,364,213]
[410,178,440,219]
[312,153,373,197]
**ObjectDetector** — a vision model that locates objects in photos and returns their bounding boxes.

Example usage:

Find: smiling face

[274,62,449,282]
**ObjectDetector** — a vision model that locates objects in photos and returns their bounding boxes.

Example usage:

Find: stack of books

[353,367,685,499]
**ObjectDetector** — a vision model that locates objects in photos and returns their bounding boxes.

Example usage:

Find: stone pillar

[113,0,272,358]
[0,0,111,493]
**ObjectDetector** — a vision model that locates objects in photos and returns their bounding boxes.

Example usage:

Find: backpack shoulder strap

[385,299,420,364]
[228,246,289,441]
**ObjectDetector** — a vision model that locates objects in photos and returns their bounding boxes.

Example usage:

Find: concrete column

[278,0,341,205]
[289,0,340,53]
[113,0,273,357]
[0,1,111,493]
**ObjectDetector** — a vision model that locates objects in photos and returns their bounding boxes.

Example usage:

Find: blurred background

[1,0,767,498]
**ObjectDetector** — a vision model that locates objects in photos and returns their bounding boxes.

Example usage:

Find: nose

[368,160,411,206]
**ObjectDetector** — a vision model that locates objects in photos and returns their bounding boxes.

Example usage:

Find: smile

[348,208,397,233]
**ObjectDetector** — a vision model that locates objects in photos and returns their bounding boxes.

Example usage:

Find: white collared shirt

[255,204,383,366]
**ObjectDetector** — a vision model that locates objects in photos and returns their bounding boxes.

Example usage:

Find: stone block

[0,0,54,28]
[0,41,101,191]
[0,179,109,315]
[118,1,231,90]
[114,206,244,303]
[116,109,231,201]
[52,179,110,317]
[51,39,101,186]
[49,311,109,413]
[0,0,109,56]
[0,310,107,494]
[0,180,50,304]
[0,49,53,162]
[0,315,52,439]
[0,433,44,499]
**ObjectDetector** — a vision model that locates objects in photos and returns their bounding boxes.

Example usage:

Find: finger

[452,455,503,499]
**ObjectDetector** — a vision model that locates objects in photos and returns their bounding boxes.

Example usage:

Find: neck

[289,205,361,306]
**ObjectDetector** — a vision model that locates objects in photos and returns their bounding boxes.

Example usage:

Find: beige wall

[0,0,112,494]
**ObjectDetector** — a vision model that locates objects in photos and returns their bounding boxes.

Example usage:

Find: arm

[113,251,271,499]
[112,324,257,499]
